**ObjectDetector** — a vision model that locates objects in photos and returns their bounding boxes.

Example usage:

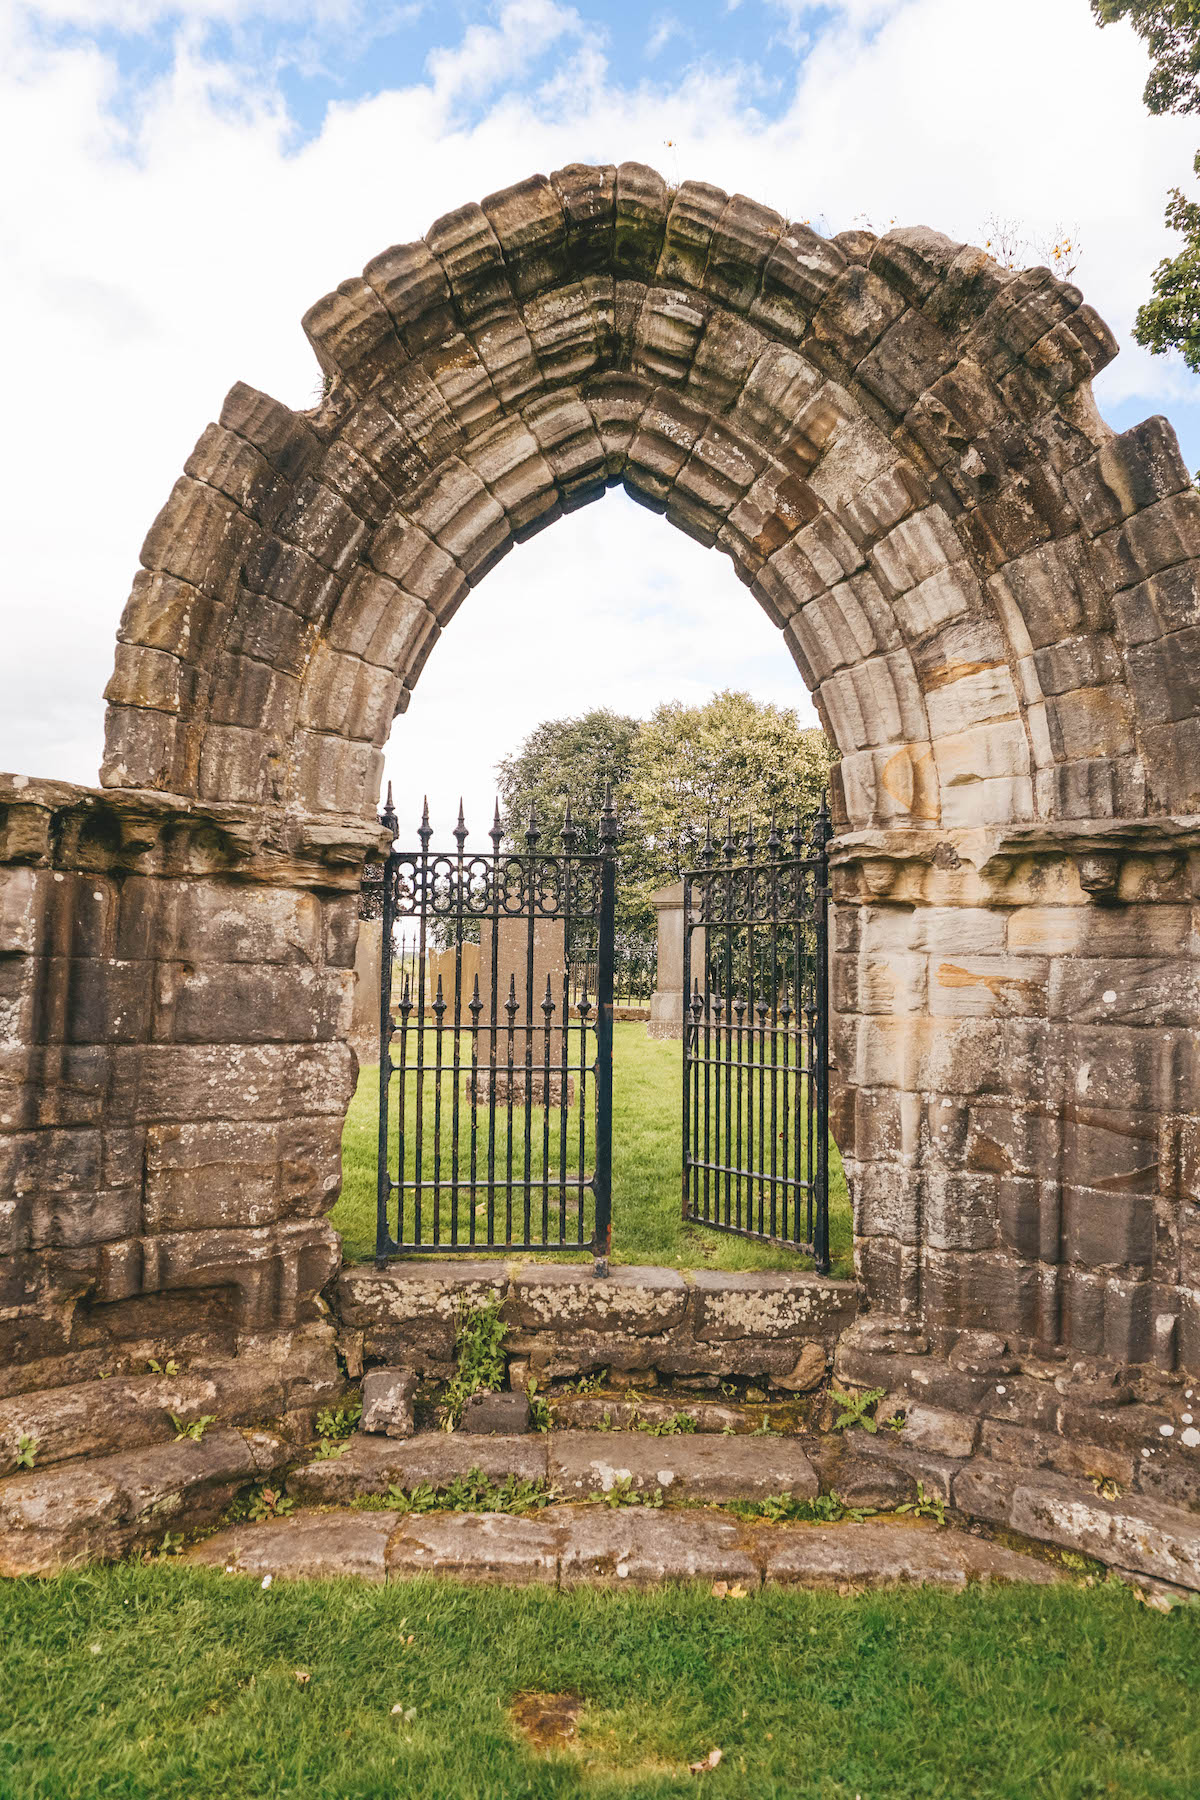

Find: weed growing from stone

[246,1485,294,1523]
[168,1414,214,1443]
[15,1433,37,1470]
[562,1370,607,1395]
[352,1469,559,1516]
[637,1412,697,1436]
[729,1491,876,1525]
[145,1358,179,1377]
[315,1402,361,1440]
[589,1478,664,1508]
[830,1385,888,1433]
[525,1377,552,1433]
[895,1483,947,1526]
[443,1302,507,1429]
[312,1440,349,1461]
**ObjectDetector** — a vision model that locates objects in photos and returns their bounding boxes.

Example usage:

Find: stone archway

[3,163,1198,1399]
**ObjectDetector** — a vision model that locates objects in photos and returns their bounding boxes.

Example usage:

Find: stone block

[954,1463,1200,1591]
[188,1511,398,1582]
[289,1431,547,1503]
[461,1389,532,1435]
[899,1402,978,1459]
[360,1366,418,1438]
[388,1510,560,1584]
[689,1270,859,1343]
[549,1431,819,1502]
[556,1504,758,1588]
[506,1265,687,1336]
[0,1427,287,1576]
[761,1518,1058,1588]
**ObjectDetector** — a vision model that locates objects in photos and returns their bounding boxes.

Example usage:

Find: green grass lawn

[1,1567,1196,1800]
[332,1021,853,1275]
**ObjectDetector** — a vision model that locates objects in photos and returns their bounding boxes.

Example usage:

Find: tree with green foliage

[495,708,641,855]
[1093,1,1200,372]
[1093,2,1200,116]
[623,691,833,926]
[495,691,834,934]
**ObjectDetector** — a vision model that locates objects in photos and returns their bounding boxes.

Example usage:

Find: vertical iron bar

[375,811,397,1268]
[413,802,431,1248]
[681,874,692,1221]
[593,785,617,1274]
[487,803,502,1246]
[813,795,832,1275]
[450,801,467,1247]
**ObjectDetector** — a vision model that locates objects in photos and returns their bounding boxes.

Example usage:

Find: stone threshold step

[185,1505,1063,1591]
[290,1430,824,1506]
[0,1428,290,1577]
[0,1343,340,1479]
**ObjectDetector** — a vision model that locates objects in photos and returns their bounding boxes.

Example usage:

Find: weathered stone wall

[832,819,1200,1373]
[1,163,1198,1434]
[0,775,375,1396]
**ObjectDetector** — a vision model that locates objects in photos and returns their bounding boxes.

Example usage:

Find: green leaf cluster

[1094,2,1200,378]
[352,1468,559,1514]
[443,1302,508,1428]
[495,693,834,935]
[1093,2,1200,116]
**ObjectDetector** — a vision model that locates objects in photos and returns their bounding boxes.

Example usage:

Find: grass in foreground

[1,1567,1196,1800]
[333,1021,852,1273]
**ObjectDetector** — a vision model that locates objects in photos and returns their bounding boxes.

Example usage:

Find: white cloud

[1,0,1198,802]
[426,0,587,104]
[647,15,683,59]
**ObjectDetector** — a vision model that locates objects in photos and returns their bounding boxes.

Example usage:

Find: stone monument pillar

[648,881,686,1040]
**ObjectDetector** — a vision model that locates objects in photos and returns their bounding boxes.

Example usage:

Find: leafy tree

[494,692,833,937]
[1093,2,1200,372]
[494,708,641,855]
[1093,2,1200,116]
[623,691,833,927]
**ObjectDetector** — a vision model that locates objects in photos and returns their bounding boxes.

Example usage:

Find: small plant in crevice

[443,1302,507,1430]
[15,1433,38,1470]
[146,1358,180,1377]
[316,1401,362,1441]
[751,1417,783,1437]
[563,1370,608,1396]
[352,1468,559,1516]
[153,1531,184,1559]
[730,1491,876,1525]
[247,1485,295,1523]
[589,1478,664,1509]
[313,1439,349,1461]
[525,1376,551,1433]
[637,1412,698,1437]
[895,1483,946,1526]
[169,1413,215,1443]
[830,1386,888,1434]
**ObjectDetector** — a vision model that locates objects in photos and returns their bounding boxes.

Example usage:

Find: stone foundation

[333,1260,862,1383]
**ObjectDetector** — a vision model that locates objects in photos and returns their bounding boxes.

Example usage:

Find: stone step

[185,1505,1063,1591]
[0,1338,342,1478]
[288,1429,822,1505]
[0,1427,290,1577]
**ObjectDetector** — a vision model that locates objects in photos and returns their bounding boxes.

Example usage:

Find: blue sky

[3,0,1199,831]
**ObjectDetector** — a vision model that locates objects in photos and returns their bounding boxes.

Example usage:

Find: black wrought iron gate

[373,789,616,1269]
[682,800,832,1273]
